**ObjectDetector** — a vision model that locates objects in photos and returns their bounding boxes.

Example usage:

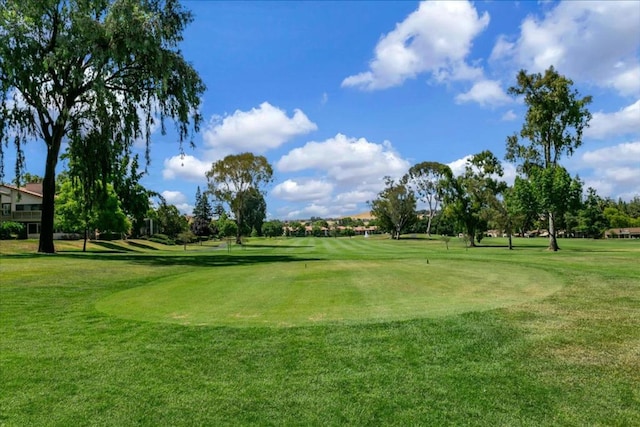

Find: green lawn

[1,236,639,425]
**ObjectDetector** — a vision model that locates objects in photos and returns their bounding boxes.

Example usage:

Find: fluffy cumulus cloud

[275,134,411,219]
[162,102,316,181]
[342,0,489,90]
[162,154,211,181]
[447,155,516,185]
[581,141,640,166]
[585,100,640,140]
[277,133,410,187]
[455,79,511,107]
[203,102,317,153]
[491,1,640,96]
[272,179,334,202]
[446,155,472,177]
[160,190,193,214]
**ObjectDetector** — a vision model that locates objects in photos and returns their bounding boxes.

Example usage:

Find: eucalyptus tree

[442,151,506,247]
[505,66,592,251]
[0,0,205,253]
[405,161,452,236]
[369,176,417,240]
[206,153,273,244]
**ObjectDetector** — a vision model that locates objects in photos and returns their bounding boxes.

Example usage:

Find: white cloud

[160,190,193,214]
[286,203,332,220]
[277,134,410,187]
[203,102,317,153]
[575,141,640,199]
[501,109,517,121]
[491,1,640,96]
[342,0,489,90]
[581,141,640,166]
[447,155,472,176]
[161,190,187,204]
[447,155,516,185]
[272,179,334,202]
[161,102,317,182]
[334,190,377,204]
[585,100,640,140]
[162,154,211,181]
[455,79,511,107]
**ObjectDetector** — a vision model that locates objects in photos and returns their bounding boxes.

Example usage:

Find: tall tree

[369,177,417,240]
[262,220,284,238]
[505,66,592,251]
[442,150,506,247]
[155,202,188,238]
[0,0,205,253]
[405,161,452,236]
[238,187,266,237]
[206,153,273,244]
[192,186,212,221]
[577,187,607,238]
[191,186,212,240]
[55,177,130,251]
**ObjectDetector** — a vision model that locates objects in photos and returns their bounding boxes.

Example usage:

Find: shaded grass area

[1,237,639,425]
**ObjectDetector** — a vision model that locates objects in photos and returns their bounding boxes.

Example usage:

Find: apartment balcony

[1,211,42,221]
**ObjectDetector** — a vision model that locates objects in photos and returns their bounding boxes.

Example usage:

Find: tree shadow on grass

[125,241,160,251]
[242,243,314,249]
[89,241,138,252]
[51,252,323,268]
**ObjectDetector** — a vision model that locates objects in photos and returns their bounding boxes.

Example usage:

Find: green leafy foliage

[0,221,24,239]
[0,0,205,252]
[155,203,188,238]
[206,153,273,244]
[216,215,238,239]
[505,66,592,250]
[238,188,267,237]
[442,151,505,247]
[55,175,130,250]
[369,177,417,239]
[405,161,452,235]
[262,220,284,238]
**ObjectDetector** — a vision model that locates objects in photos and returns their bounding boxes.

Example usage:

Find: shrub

[0,221,24,239]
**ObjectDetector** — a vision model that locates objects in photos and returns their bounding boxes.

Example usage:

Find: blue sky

[17,1,640,219]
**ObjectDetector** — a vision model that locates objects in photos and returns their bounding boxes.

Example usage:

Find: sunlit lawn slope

[1,236,638,425]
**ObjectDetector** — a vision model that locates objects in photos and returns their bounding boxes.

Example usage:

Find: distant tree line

[368,66,639,250]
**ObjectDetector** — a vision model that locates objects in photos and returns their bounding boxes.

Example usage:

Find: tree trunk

[426,213,433,237]
[508,233,513,250]
[83,226,88,252]
[548,211,559,251]
[38,139,62,253]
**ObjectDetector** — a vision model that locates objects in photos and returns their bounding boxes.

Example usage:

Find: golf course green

[97,258,561,326]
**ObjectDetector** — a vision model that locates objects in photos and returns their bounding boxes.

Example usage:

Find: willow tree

[506,66,591,251]
[206,153,273,244]
[0,0,205,253]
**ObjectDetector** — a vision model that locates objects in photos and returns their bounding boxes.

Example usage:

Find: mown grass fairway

[1,236,639,425]
[97,258,560,327]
